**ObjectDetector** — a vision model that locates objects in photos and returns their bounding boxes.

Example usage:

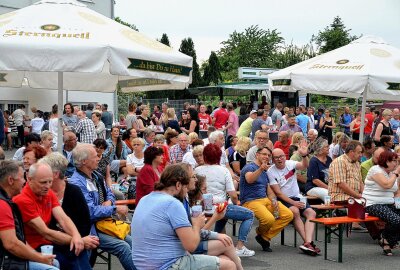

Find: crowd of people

[0,99,400,269]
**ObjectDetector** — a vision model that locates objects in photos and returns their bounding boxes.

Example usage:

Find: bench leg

[281,229,285,245]
[324,226,328,260]
[338,224,343,263]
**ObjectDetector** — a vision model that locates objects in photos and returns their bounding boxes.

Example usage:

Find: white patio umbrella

[268,35,400,142]
[0,0,192,150]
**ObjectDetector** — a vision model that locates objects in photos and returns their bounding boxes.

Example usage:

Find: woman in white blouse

[362,150,400,256]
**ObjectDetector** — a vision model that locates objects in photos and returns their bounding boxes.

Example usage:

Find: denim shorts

[168,254,219,270]
[280,197,311,215]
[193,240,208,254]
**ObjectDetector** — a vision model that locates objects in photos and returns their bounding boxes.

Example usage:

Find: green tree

[114,17,139,31]
[312,16,358,54]
[274,42,316,69]
[179,37,202,89]
[218,25,284,81]
[160,33,170,46]
[202,51,222,86]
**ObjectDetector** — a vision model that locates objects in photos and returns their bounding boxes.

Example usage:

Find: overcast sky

[114,0,400,63]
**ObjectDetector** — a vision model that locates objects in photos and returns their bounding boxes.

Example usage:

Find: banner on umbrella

[128,59,192,77]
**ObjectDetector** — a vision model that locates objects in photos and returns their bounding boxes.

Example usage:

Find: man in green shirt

[360,147,385,182]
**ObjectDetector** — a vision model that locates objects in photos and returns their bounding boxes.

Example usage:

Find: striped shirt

[328,153,362,202]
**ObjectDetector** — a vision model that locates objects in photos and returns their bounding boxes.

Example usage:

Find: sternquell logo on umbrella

[336,59,349,64]
[40,24,60,31]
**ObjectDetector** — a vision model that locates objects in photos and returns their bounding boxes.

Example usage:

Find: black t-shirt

[229,151,247,172]
[305,156,332,192]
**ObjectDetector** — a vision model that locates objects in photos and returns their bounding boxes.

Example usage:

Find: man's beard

[174,190,186,201]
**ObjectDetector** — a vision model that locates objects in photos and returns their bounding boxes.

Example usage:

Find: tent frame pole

[57,72,64,152]
[359,85,368,143]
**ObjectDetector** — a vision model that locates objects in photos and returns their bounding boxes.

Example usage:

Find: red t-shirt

[274,139,292,160]
[364,113,374,134]
[0,200,15,231]
[213,109,229,129]
[13,185,60,249]
[199,113,212,131]
[136,164,160,205]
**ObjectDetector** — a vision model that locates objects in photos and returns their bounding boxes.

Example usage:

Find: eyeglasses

[257,137,268,140]
[258,152,270,156]
[133,144,142,146]
[272,155,286,160]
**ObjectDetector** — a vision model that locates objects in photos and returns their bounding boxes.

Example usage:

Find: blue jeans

[54,246,91,270]
[98,232,136,270]
[29,260,60,270]
[214,204,254,243]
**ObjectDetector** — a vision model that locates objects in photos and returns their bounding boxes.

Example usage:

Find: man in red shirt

[0,160,57,269]
[364,107,374,138]
[213,102,229,130]
[198,104,212,131]
[13,162,89,269]
[274,131,292,160]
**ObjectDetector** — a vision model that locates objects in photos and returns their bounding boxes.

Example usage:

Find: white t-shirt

[30,117,44,134]
[126,153,144,169]
[363,165,398,206]
[195,164,234,203]
[268,160,300,198]
[48,118,58,148]
[182,151,196,168]
[264,117,273,126]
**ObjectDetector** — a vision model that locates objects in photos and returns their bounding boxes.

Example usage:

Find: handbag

[96,218,130,240]
[347,197,366,219]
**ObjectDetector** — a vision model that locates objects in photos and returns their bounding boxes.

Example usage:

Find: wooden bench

[115,199,136,206]
[311,216,380,262]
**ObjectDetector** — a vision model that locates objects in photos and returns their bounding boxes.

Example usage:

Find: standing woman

[318,109,336,144]
[362,150,400,256]
[91,111,106,140]
[126,102,139,131]
[106,126,129,180]
[179,110,191,131]
[137,105,152,136]
[374,109,394,146]
[165,108,181,134]
[181,108,200,135]
[349,112,365,141]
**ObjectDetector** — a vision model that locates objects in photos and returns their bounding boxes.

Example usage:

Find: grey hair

[0,160,20,184]
[308,129,318,136]
[313,138,329,155]
[143,128,155,139]
[192,145,204,156]
[40,130,53,141]
[72,143,94,168]
[39,152,68,179]
[345,140,362,154]
[28,162,52,179]
[208,130,224,143]
[154,134,165,142]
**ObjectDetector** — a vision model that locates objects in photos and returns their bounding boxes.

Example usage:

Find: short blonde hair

[333,132,344,144]
[188,132,198,143]
[167,108,176,119]
[234,137,252,155]
[382,109,392,117]
[132,137,145,146]
[291,132,304,145]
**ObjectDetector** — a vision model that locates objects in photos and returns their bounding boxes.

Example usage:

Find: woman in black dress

[318,109,336,144]
[374,109,394,146]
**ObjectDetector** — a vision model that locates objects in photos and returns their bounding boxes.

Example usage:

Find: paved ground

[4,149,396,270]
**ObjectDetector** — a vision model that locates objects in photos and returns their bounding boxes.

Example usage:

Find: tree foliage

[274,42,316,69]
[218,25,284,81]
[114,17,138,31]
[160,33,170,46]
[312,16,358,54]
[202,51,222,86]
[179,38,202,88]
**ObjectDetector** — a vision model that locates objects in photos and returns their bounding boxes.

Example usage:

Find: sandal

[379,238,393,256]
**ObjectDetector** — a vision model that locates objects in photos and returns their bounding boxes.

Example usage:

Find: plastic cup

[41,245,53,255]
[299,197,307,208]
[112,183,120,191]
[394,197,400,209]
[324,195,331,205]
[191,205,203,217]
[202,194,213,210]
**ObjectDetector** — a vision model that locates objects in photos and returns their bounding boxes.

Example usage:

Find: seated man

[0,160,58,270]
[241,146,293,252]
[69,143,135,270]
[267,147,320,255]
[131,164,236,270]
[13,162,89,269]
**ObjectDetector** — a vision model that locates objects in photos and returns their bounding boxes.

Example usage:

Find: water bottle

[272,197,280,220]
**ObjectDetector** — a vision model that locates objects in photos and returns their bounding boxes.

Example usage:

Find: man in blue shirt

[240,146,293,252]
[339,107,353,136]
[389,108,400,145]
[295,105,309,137]
[131,164,235,270]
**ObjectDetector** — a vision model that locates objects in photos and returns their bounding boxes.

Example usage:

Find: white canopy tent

[268,35,400,142]
[0,0,192,150]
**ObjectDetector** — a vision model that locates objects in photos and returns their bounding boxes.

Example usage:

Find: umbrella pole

[359,85,368,143]
[57,72,64,152]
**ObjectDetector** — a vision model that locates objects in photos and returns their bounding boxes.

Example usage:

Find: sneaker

[255,235,272,252]
[236,246,255,257]
[299,242,317,256]
[310,241,321,254]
